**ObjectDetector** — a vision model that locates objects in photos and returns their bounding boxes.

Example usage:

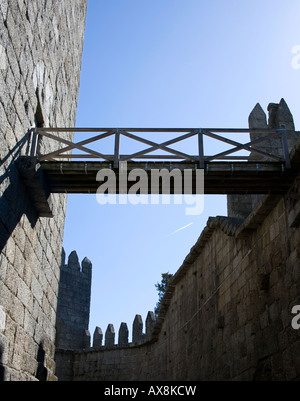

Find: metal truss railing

[28,126,291,169]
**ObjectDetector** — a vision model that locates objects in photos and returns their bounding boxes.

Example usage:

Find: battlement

[55,248,156,355]
[60,248,92,276]
[77,312,157,350]
[55,159,300,380]
[53,98,300,381]
[55,250,92,350]
[227,98,298,219]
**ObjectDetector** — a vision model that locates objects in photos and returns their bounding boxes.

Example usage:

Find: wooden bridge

[16,126,300,216]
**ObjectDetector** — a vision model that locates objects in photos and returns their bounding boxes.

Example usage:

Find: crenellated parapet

[55,249,92,350]
[227,98,298,220]
[80,312,157,350]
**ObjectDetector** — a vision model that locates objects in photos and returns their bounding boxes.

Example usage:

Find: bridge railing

[27,126,291,168]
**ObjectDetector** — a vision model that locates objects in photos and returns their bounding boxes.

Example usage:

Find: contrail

[168,222,194,236]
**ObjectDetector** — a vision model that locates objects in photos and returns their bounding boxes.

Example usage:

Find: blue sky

[63,0,300,340]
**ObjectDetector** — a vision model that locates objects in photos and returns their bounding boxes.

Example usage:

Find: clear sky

[62,0,300,341]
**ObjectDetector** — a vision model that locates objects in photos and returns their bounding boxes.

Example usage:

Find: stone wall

[227,99,297,219]
[56,139,300,381]
[55,250,92,350]
[0,0,87,380]
[55,311,157,381]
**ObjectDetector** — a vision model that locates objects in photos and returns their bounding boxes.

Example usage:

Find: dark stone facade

[0,0,87,380]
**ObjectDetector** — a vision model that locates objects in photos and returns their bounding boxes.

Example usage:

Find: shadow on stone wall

[0,134,38,254]
[35,342,47,382]
[0,345,5,381]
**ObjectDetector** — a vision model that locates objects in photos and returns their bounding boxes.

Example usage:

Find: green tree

[154,272,173,317]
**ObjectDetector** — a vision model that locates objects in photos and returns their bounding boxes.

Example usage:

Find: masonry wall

[227,99,297,219]
[0,0,87,380]
[56,166,300,380]
[55,250,92,350]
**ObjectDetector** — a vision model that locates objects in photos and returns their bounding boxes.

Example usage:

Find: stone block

[82,330,90,349]
[0,0,88,380]
[0,306,6,331]
[146,311,156,340]
[133,315,143,343]
[105,324,115,347]
[93,327,103,348]
[118,323,129,346]
[68,250,80,271]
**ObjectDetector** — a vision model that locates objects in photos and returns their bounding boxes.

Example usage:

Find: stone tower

[0,1,87,380]
[55,250,92,350]
[227,99,297,219]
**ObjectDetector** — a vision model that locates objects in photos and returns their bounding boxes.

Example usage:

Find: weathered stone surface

[228,99,298,220]
[57,141,300,380]
[55,250,92,350]
[118,323,129,346]
[82,257,92,275]
[105,324,115,347]
[133,315,143,343]
[0,307,6,331]
[228,102,267,219]
[146,311,156,340]
[2,0,300,382]
[68,251,80,271]
[276,98,298,152]
[249,103,268,130]
[276,99,295,131]
[0,0,87,381]
[15,156,53,217]
[93,327,103,348]
[82,330,91,349]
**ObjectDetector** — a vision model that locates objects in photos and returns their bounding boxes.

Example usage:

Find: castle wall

[0,0,87,380]
[55,250,92,350]
[56,167,300,380]
[227,99,297,219]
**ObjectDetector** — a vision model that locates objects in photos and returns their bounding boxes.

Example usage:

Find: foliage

[154,272,173,317]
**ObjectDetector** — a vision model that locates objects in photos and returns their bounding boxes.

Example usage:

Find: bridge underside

[40,160,298,195]
[16,156,300,217]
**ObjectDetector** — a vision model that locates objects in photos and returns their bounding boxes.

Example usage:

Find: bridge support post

[198,129,205,169]
[16,156,53,218]
[114,129,120,168]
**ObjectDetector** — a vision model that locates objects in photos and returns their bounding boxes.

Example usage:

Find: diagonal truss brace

[37,130,115,161]
[119,130,199,162]
[203,130,283,162]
